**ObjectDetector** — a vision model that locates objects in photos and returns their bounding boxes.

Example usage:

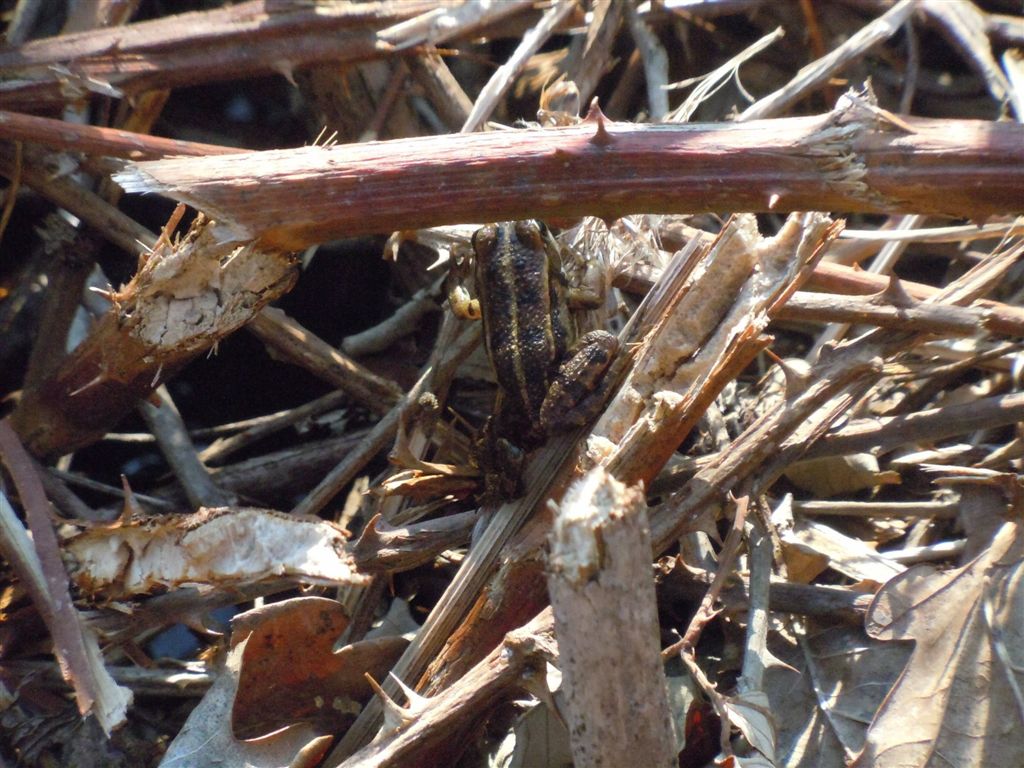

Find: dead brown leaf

[161,596,407,767]
[158,637,332,768]
[854,521,1024,766]
[231,596,407,737]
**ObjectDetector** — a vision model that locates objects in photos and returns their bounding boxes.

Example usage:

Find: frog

[449,220,619,500]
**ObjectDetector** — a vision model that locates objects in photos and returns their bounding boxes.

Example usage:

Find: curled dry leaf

[159,598,407,765]
[853,520,1024,767]
[374,466,479,503]
[64,507,370,599]
[159,637,332,768]
[777,517,905,585]
[230,597,407,738]
[163,596,407,766]
[723,690,777,764]
[378,415,480,502]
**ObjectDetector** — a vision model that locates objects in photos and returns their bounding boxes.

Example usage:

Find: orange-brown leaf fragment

[160,636,332,768]
[231,597,407,737]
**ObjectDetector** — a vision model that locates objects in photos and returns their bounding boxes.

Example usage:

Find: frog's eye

[471,224,498,257]
[515,220,547,251]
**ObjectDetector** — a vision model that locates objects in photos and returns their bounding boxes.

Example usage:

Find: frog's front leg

[539,330,619,432]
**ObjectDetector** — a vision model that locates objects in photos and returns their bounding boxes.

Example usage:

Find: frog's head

[471,220,554,265]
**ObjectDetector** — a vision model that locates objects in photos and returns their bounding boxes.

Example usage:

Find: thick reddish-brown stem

[0,0,432,111]
[0,109,238,159]
[116,108,1024,250]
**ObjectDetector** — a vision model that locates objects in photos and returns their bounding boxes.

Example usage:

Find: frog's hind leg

[476,414,526,503]
[540,330,619,431]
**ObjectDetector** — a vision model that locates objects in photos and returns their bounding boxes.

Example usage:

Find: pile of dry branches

[1,1,1023,767]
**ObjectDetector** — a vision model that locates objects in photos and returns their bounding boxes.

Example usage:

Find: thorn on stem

[584,98,614,148]
[766,349,812,397]
[366,674,410,732]
[874,273,916,308]
[120,474,143,522]
[68,373,105,398]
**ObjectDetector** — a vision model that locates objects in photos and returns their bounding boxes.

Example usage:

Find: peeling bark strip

[114,101,1024,251]
[547,468,678,768]
[64,506,369,599]
[11,214,298,458]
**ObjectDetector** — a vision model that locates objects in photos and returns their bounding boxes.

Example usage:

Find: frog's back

[474,221,565,421]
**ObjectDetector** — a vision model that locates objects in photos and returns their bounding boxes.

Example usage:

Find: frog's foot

[540,330,619,431]
[478,433,525,503]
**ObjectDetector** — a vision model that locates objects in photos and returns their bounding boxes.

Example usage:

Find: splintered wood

[11,210,298,457]
[548,468,677,768]
[599,212,842,490]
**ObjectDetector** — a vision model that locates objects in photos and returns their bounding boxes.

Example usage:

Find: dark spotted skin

[467,221,618,453]
[540,329,619,431]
